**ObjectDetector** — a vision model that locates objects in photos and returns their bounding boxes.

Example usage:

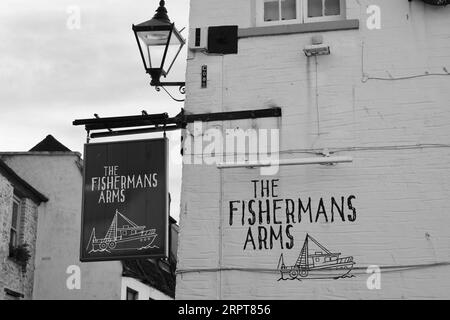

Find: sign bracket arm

[73,107,282,140]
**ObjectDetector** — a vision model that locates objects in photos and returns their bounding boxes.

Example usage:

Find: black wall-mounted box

[208,25,238,55]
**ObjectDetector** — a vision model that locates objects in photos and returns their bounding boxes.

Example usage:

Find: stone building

[177,0,450,299]
[0,158,47,299]
[1,135,178,300]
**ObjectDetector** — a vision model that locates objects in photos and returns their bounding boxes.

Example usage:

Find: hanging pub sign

[80,138,168,262]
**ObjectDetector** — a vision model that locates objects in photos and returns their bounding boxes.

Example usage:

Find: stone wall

[0,174,38,300]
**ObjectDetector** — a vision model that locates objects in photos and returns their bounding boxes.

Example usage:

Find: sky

[0,0,190,220]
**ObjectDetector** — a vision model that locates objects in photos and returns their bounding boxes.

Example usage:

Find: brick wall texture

[176,0,450,299]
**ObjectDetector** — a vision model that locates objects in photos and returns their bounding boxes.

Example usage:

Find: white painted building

[176,0,450,299]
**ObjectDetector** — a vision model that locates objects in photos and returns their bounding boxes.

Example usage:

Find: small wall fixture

[303,35,330,57]
[217,156,353,169]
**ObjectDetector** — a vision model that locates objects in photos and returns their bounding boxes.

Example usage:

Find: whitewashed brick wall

[177,0,450,299]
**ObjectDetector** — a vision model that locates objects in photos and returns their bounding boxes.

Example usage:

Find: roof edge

[0,151,81,158]
[0,159,48,203]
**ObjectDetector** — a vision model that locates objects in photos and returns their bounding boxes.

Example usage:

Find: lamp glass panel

[160,40,184,76]
[281,0,296,20]
[308,0,323,17]
[137,28,184,72]
[137,30,171,46]
[264,0,280,21]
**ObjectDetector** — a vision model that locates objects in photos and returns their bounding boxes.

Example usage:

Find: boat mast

[117,211,140,229]
[277,254,285,269]
[104,211,118,240]
[307,234,331,254]
[86,228,96,251]
[295,234,309,267]
[114,211,118,238]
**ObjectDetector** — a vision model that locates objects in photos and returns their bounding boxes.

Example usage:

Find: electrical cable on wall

[183,143,450,158]
[176,261,450,276]
[217,54,226,300]
[363,71,450,82]
[281,143,450,156]
[315,55,321,135]
[361,41,450,83]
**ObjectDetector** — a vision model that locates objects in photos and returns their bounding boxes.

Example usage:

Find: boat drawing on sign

[87,210,158,254]
[277,234,355,281]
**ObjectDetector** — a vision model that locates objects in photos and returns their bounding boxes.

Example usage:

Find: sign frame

[79,137,169,262]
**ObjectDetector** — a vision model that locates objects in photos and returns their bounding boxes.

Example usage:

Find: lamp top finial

[153,0,170,23]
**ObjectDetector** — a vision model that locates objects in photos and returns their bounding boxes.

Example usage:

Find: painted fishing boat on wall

[277,234,355,281]
[86,210,158,254]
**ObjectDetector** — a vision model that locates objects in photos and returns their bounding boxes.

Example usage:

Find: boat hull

[279,262,354,280]
[90,235,157,253]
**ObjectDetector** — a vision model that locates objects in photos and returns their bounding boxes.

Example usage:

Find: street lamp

[132,0,186,97]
